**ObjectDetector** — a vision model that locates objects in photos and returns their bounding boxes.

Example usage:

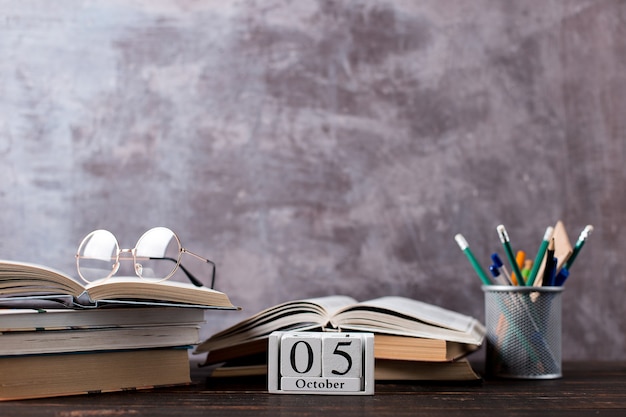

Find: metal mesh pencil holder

[483,286,563,379]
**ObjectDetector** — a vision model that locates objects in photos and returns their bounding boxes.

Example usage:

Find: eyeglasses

[75,227,216,288]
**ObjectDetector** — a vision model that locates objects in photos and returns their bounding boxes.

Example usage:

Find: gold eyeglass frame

[75,227,215,288]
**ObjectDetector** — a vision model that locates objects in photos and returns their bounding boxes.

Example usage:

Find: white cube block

[322,333,362,378]
[279,333,322,377]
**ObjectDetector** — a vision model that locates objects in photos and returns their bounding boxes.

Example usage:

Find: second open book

[196,295,485,364]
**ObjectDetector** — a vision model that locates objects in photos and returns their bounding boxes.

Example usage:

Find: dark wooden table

[2,362,625,416]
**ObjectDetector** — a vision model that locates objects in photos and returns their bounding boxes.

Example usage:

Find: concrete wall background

[1,0,624,360]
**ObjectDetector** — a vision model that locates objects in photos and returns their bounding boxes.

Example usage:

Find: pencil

[511,250,526,285]
[541,238,556,286]
[455,234,491,286]
[496,225,524,286]
[565,225,594,270]
[526,226,554,286]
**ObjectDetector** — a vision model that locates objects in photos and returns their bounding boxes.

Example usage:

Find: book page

[301,295,358,317]
[84,277,235,308]
[195,295,356,352]
[334,318,483,345]
[330,296,485,345]
[208,295,356,339]
[351,297,479,332]
[0,260,85,298]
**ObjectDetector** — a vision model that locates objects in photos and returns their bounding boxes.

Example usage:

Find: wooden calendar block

[268,331,374,395]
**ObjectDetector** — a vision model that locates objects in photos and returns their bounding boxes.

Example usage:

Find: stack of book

[0,260,236,401]
[194,295,485,382]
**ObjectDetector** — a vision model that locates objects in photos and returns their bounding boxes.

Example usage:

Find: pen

[541,238,556,286]
[554,265,570,286]
[455,234,491,286]
[489,264,509,285]
[490,253,513,285]
[496,225,525,286]
[526,226,554,286]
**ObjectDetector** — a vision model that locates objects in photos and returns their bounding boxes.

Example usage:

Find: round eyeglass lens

[77,230,119,282]
[134,227,181,280]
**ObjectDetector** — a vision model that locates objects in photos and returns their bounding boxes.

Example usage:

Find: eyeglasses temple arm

[182,249,217,289]
[150,256,216,289]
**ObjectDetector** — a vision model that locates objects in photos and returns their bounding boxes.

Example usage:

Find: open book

[0,260,236,309]
[195,295,485,363]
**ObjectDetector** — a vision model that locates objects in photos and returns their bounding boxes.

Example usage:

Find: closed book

[0,307,206,332]
[0,348,191,401]
[0,325,200,356]
[208,358,480,381]
[374,359,480,381]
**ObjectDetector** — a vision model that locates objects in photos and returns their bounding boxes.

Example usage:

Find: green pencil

[496,225,525,286]
[454,234,491,286]
[526,226,554,286]
[565,225,594,270]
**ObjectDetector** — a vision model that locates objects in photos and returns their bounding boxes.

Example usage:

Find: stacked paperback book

[195,295,485,382]
[0,260,236,401]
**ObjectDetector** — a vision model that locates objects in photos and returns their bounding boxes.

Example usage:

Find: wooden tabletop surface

[2,361,625,416]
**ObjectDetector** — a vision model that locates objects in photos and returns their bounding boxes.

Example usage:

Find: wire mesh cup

[483,286,563,379]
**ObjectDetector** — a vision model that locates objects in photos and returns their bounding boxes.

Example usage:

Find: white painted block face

[322,333,362,378]
[280,333,322,377]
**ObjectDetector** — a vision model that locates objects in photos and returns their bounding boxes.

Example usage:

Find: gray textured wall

[1,1,624,360]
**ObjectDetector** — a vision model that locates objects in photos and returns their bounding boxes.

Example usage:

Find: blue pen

[490,253,512,285]
[554,266,570,286]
